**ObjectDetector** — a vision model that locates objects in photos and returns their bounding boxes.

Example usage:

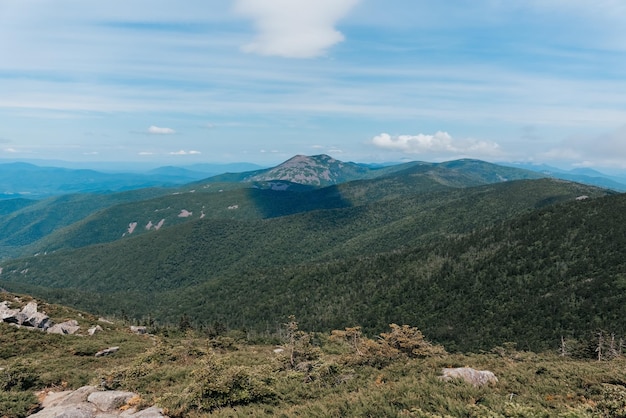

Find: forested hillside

[0,157,546,261]
[0,174,614,352]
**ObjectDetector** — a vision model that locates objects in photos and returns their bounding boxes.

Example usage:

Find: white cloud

[234,0,359,58]
[147,126,176,135]
[169,150,201,155]
[372,132,502,158]
[4,148,18,153]
[138,151,154,155]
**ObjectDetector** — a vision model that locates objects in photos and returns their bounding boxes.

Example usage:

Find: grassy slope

[2,292,626,418]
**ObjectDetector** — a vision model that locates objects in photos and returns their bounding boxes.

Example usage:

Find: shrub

[330,324,445,368]
[0,363,40,391]
[330,326,400,367]
[593,384,626,418]
[0,391,39,418]
[280,316,321,370]
[380,324,447,358]
[161,356,276,416]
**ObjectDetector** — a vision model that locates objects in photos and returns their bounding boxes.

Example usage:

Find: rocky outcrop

[0,300,53,331]
[0,298,97,336]
[31,386,168,417]
[440,367,498,387]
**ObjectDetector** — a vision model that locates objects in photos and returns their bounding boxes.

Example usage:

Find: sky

[1,0,626,169]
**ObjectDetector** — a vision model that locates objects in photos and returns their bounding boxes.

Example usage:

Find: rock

[122,406,167,417]
[0,300,52,330]
[29,402,97,417]
[21,301,38,315]
[43,386,99,408]
[35,386,169,417]
[48,320,80,335]
[95,346,120,357]
[89,325,104,336]
[40,390,76,408]
[440,367,498,387]
[25,311,53,329]
[87,391,135,412]
[129,326,147,335]
[0,301,19,320]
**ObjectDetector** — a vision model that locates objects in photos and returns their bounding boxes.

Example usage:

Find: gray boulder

[41,386,99,408]
[29,402,97,418]
[35,386,169,417]
[48,320,80,335]
[1,301,22,324]
[121,406,167,417]
[95,346,120,357]
[129,326,147,335]
[89,325,104,336]
[440,367,498,387]
[1,300,53,330]
[87,391,136,412]
[21,301,52,329]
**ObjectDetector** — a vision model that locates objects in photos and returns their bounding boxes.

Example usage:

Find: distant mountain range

[0,155,546,260]
[503,162,626,191]
[0,161,266,199]
[2,157,625,200]
[1,154,621,352]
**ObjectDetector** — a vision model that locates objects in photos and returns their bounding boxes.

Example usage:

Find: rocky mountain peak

[248,154,348,186]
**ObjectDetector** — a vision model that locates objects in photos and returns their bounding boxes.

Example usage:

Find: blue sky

[1,0,626,169]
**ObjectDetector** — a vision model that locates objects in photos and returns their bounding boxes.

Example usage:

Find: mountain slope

[0,188,173,259]
[0,178,612,352]
[0,162,202,199]
[203,154,423,186]
[503,162,626,191]
[0,158,544,259]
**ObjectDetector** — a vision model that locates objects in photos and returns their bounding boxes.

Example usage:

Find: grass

[2,293,626,417]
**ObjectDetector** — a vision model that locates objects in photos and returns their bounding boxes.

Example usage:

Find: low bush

[0,391,39,418]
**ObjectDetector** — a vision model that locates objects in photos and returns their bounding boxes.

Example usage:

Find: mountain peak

[248,154,355,186]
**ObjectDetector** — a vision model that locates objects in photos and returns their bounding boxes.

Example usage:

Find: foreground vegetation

[2,294,626,418]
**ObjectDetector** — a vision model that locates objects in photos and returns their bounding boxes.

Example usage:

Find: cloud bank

[372,132,502,158]
[234,0,359,58]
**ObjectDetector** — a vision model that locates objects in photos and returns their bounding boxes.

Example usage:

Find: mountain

[203,154,426,186]
[246,154,380,186]
[0,163,181,199]
[0,188,173,259]
[0,157,547,260]
[0,161,268,200]
[0,175,612,351]
[503,162,626,191]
